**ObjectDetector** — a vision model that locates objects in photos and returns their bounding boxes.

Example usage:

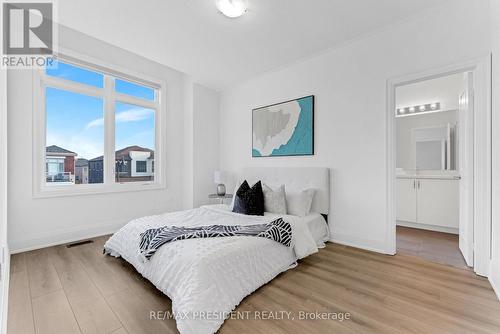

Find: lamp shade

[214,170,228,184]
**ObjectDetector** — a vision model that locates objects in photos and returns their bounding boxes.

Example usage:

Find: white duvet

[104,205,319,334]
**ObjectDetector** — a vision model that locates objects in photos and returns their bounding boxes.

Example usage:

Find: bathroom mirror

[415,140,446,170]
[413,124,455,171]
[396,107,459,172]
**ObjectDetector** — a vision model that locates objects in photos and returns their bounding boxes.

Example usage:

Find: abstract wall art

[252,95,314,157]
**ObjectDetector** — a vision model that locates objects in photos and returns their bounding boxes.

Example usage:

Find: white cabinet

[396,178,417,223]
[396,178,459,231]
[417,179,459,228]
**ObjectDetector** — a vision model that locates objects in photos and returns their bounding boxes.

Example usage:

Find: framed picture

[252,95,314,157]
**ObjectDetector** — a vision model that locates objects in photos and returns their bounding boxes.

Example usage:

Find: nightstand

[208,194,233,204]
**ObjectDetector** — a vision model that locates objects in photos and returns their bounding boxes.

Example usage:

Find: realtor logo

[2,1,56,68]
[3,2,53,54]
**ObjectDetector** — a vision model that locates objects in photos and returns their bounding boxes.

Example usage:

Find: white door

[458,72,474,266]
[396,178,417,223]
[416,179,460,229]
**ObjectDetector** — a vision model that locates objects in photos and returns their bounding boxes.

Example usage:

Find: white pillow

[286,189,315,217]
[229,181,241,210]
[262,183,287,214]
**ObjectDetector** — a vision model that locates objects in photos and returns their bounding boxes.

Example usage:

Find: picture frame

[252,95,314,157]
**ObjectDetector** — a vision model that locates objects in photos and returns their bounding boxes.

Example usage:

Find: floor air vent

[66,240,94,248]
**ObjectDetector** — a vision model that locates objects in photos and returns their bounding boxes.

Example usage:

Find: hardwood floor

[8,236,500,334]
[397,225,468,269]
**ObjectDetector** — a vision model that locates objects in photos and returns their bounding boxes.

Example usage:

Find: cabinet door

[417,179,459,228]
[396,179,417,223]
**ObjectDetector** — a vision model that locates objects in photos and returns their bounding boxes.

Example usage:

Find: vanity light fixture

[395,102,441,117]
[215,0,248,18]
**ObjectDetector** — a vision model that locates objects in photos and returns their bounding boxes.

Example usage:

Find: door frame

[385,56,492,276]
[0,67,8,333]
[0,3,9,331]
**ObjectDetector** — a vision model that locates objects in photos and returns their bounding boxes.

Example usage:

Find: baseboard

[489,261,500,301]
[397,221,459,234]
[329,232,389,255]
[10,220,126,254]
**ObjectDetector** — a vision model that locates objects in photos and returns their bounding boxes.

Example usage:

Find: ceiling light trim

[215,0,248,18]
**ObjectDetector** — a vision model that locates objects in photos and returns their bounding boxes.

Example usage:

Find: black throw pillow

[232,180,264,216]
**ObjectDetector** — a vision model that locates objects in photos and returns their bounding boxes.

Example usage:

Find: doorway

[395,73,467,269]
[386,58,492,276]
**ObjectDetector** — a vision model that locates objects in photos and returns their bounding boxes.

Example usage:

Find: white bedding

[212,204,330,247]
[290,212,329,247]
[104,205,320,334]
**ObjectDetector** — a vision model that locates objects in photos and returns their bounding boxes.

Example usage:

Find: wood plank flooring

[397,226,468,269]
[8,236,500,334]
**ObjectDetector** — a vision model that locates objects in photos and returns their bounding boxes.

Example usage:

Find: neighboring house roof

[116,145,154,160]
[46,145,77,156]
[75,158,89,167]
[89,146,154,162]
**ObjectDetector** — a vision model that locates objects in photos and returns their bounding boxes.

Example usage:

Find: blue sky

[46,61,155,160]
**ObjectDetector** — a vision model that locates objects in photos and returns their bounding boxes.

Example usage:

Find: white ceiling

[57,0,449,90]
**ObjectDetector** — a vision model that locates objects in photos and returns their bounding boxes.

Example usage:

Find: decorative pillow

[286,189,315,217]
[232,180,264,216]
[262,183,287,214]
[229,181,240,210]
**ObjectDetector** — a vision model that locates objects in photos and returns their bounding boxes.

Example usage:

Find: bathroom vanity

[396,173,460,234]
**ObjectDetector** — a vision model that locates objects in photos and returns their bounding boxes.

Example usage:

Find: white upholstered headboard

[241,167,330,215]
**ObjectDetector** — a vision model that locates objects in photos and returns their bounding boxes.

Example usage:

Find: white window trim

[32,48,167,198]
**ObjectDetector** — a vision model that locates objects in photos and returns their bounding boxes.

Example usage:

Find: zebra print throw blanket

[139,218,292,261]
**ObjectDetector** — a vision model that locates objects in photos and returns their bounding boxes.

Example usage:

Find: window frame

[33,50,167,198]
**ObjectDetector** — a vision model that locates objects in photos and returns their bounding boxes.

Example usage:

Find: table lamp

[214,170,227,196]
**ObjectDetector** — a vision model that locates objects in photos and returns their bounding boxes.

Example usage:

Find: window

[115,78,155,101]
[34,56,164,196]
[46,87,104,185]
[136,161,147,173]
[116,160,129,173]
[46,60,104,88]
[115,102,155,183]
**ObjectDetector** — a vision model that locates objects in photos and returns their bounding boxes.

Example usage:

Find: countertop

[396,174,461,180]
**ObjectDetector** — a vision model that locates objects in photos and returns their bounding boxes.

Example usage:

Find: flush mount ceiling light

[215,0,247,18]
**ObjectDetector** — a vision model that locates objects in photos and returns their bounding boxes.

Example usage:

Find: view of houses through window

[44,59,157,186]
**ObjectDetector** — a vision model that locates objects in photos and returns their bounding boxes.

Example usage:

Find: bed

[104,167,330,334]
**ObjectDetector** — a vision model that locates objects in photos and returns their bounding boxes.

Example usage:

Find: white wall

[219,0,491,252]
[490,0,500,298]
[396,110,458,170]
[181,80,220,209]
[182,75,195,209]
[7,26,188,252]
[193,84,220,207]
